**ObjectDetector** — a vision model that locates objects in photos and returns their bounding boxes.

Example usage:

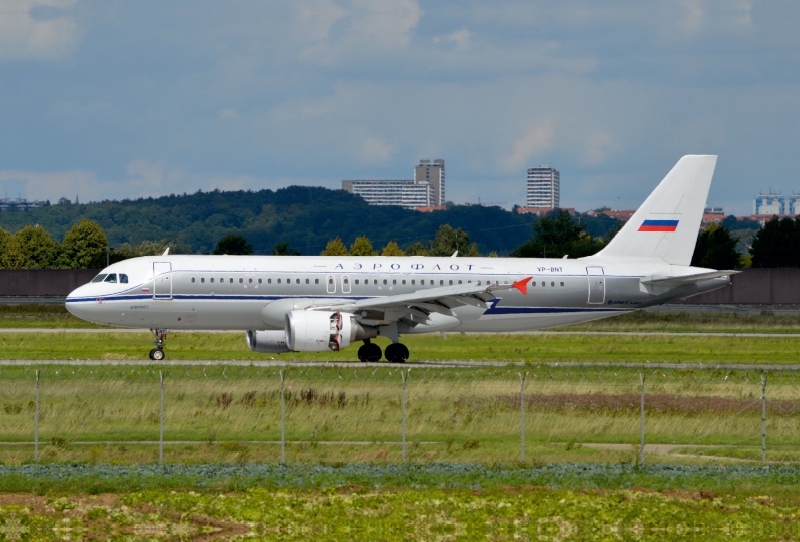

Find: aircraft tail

[589,155,717,266]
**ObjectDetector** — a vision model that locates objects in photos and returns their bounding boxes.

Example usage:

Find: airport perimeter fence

[0,363,798,465]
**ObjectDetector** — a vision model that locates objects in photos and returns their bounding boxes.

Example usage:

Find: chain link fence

[0,363,798,465]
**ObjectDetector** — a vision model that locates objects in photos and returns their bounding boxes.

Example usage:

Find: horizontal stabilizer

[640,270,740,287]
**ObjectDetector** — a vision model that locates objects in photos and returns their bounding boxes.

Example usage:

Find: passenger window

[104,274,117,283]
[374,280,378,285]
[306,278,309,284]
[315,279,319,284]
[201,278,205,283]
[287,278,291,284]
[420,280,425,285]
[449,280,453,286]
[191,277,196,283]
[258,278,262,284]
[328,278,333,285]
[458,280,462,285]
[383,279,387,285]
[220,278,224,283]
[392,279,396,285]
[296,279,300,284]
[211,278,215,283]
[551,282,555,287]
[532,282,536,287]
[411,280,415,285]
[402,280,406,285]
[560,282,564,287]
[277,279,281,284]
[120,274,129,283]
[91,274,108,283]
[344,278,349,285]
[239,278,243,283]
[355,279,359,285]
[440,280,444,286]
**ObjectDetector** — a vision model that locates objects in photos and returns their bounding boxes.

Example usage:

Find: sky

[0,0,799,216]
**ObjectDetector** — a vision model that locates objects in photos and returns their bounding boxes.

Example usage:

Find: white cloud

[0,0,80,61]
[582,132,624,166]
[433,28,472,51]
[360,137,395,164]
[505,124,555,172]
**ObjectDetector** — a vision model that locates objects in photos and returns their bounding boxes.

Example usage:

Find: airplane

[65,155,735,363]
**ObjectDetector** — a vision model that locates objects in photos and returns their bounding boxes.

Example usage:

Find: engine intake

[285,311,377,352]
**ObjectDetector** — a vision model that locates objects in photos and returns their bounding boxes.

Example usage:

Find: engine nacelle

[245,330,290,353]
[285,311,377,352]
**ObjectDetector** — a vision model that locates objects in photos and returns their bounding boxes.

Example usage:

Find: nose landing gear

[149,328,168,361]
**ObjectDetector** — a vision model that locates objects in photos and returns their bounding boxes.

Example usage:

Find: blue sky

[0,0,798,215]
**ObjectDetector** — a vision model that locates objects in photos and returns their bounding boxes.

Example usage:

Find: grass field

[0,365,797,465]
[0,328,798,363]
[0,482,796,540]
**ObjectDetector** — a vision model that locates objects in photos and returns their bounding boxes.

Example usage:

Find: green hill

[0,187,548,256]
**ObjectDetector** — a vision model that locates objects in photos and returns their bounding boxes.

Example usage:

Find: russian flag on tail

[638,219,679,232]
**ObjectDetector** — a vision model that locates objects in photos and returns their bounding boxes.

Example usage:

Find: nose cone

[65,284,93,319]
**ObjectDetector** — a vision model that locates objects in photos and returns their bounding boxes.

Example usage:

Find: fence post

[280,370,286,463]
[519,372,526,462]
[639,373,645,466]
[159,370,164,464]
[401,370,408,463]
[761,373,767,463]
[34,370,40,462]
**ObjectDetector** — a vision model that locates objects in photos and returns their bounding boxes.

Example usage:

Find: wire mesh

[0,363,797,465]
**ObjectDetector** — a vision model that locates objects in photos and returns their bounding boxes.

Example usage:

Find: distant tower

[526,165,560,209]
[75,194,80,205]
[414,159,445,206]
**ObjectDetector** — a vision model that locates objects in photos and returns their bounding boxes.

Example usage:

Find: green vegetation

[0,328,798,362]
[0,365,797,466]
[751,216,800,268]
[691,222,741,269]
[511,209,615,258]
[0,484,794,540]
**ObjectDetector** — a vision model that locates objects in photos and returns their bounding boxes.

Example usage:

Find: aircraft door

[586,266,605,304]
[341,275,351,294]
[153,262,173,300]
[326,274,336,294]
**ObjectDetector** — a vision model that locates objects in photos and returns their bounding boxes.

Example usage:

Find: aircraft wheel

[385,343,409,363]
[358,343,382,362]
[149,348,165,361]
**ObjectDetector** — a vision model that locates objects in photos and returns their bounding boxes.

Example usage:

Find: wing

[312,277,532,327]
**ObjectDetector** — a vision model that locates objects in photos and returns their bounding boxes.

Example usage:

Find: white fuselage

[65,255,728,333]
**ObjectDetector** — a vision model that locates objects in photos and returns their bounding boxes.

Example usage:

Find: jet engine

[285,311,377,352]
[245,330,291,353]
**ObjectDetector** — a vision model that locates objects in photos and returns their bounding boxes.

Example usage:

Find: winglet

[512,277,532,295]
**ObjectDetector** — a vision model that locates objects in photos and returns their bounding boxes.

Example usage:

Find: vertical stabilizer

[590,155,717,265]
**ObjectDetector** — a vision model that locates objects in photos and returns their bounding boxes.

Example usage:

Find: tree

[404,241,428,256]
[15,225,60,268]
[0,234,26,269]
[349,236,376,256]
[511,209,602,258]
[427,224,479,257]
[381,241,405,256]
[59,219,107,269]
[690,223,740,269]
[750,217,800,268]
[213,233,253,255]
[271,242,301,256]
[321,237,348,256]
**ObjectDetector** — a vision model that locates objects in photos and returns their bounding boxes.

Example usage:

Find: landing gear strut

[149,328,167,361]
[384,342,409,363]
[357,340,382,362]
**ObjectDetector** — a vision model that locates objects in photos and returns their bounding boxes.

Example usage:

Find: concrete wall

[679,268,800,305]
[0,269,99,297]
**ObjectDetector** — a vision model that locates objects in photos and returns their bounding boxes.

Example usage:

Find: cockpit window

[91,274,108,283]
[104,274,117,283]
[119,274,129,284]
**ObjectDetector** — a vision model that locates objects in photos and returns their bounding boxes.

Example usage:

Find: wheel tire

[385,343,408,363]
[360,343,382,362]
[148,348,157,360]
[151,348,165,361]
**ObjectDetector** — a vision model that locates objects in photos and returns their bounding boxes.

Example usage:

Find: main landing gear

[149,328,167,361]
[357,339,409,363]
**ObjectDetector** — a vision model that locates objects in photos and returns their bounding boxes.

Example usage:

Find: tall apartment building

[414,159,445,206]
[341,158,445,210]
[753,192,799,216]
[526,164,560,209]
